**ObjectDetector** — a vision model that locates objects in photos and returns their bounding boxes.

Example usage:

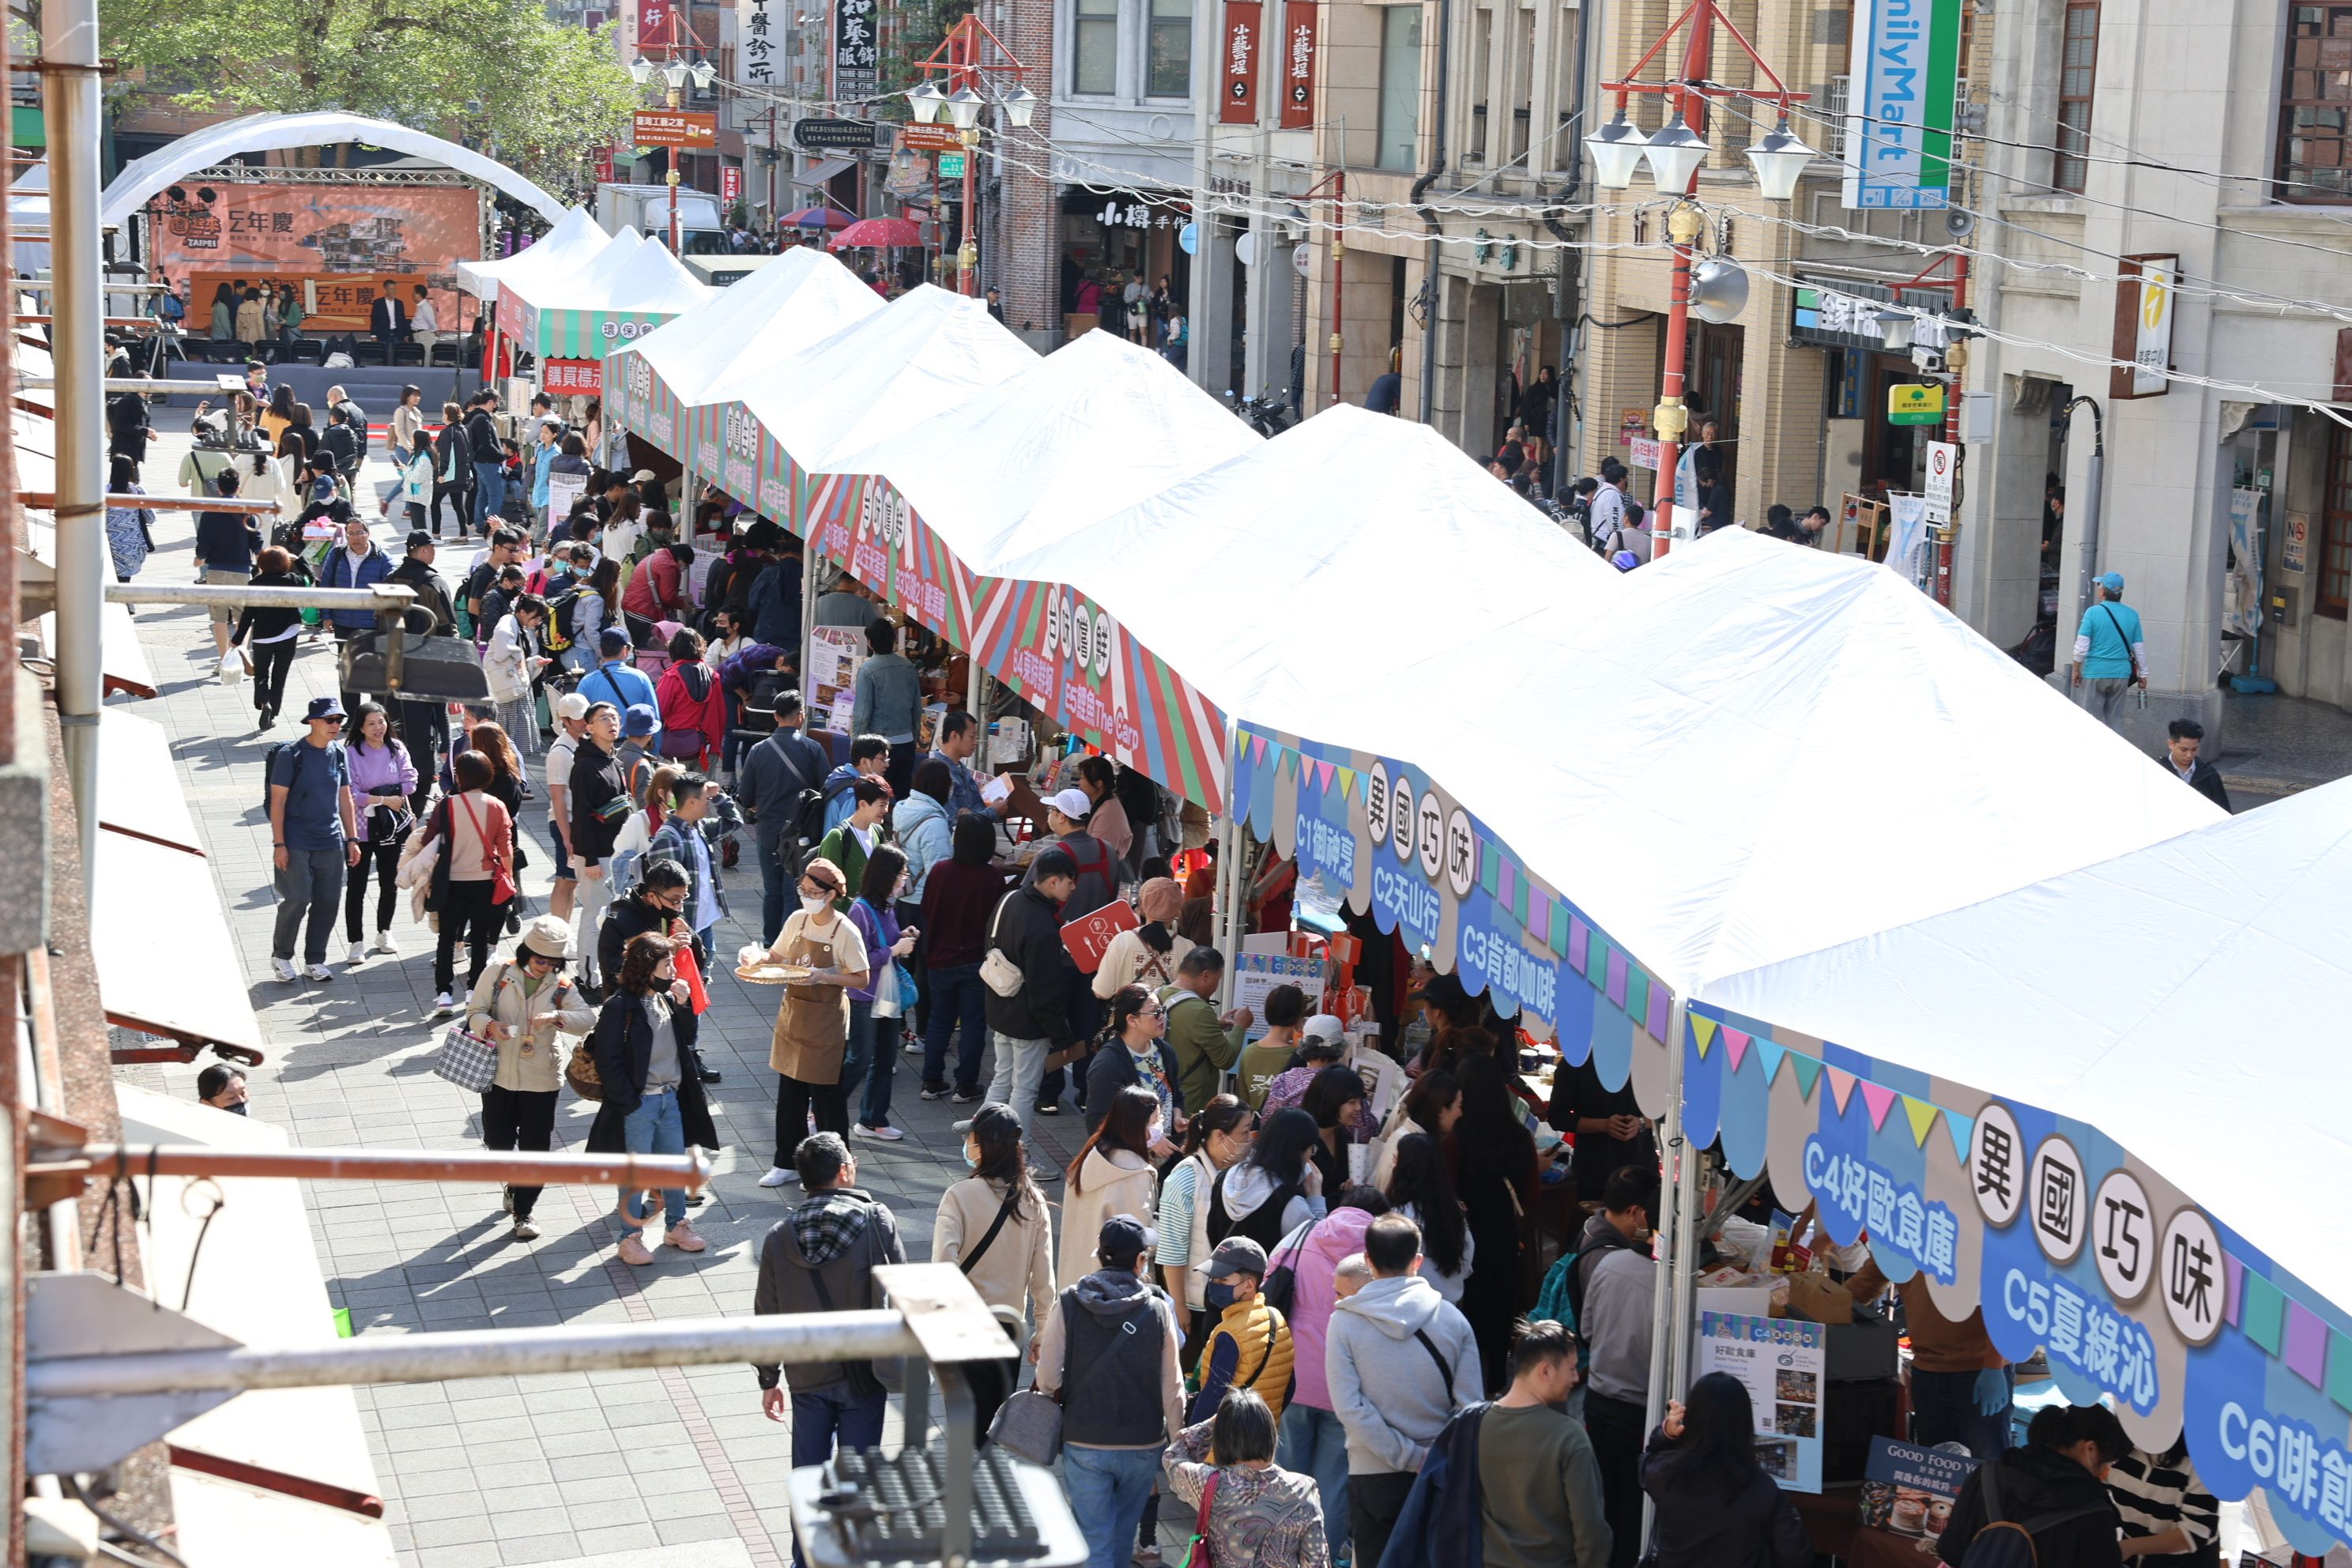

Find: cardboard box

[1697,1285,1774,1320]
[1784,1271,1855,1325]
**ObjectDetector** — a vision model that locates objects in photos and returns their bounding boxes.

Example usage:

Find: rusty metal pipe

[70,1144,710,1190]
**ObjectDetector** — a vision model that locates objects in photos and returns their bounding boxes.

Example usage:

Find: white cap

[1301,1014,1349,1052]
[553,692,590,720]
[1046,787,1093,820]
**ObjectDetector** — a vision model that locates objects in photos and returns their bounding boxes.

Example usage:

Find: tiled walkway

[118,424,1091,1566]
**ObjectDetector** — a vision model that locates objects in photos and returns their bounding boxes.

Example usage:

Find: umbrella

[828,217,924,251]
[782,206,853,230]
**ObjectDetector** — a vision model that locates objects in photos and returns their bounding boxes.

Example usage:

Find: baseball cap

[1046,787,1093,820]
[1300,1015,1349,1057]
[631,469,657,483]
[2097,571,2125,594]
[1097,1214,1153,1264]
[623,703,658,738]
[405,529,435,553]
[553,692,590,721]
[1206,1236,1269,1281]
[599,626,631,657]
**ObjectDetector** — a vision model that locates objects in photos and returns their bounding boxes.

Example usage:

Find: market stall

[493,230,710,398]
[1690,775,2352,1558]
[454,205,612,303]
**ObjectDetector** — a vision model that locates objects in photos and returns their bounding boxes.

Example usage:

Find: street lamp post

[1584,0,1814,558]
[906,19,1031,297]
[631,32,719,254]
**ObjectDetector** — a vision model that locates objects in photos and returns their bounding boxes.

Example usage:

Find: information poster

[808,626,866,736]
[1231,952,1325,1042]
[1697,1311,1826,1494]
[1858,1436,1977,1541]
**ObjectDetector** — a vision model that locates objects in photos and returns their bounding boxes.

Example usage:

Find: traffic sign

[937,153,966,179]
[634,110,718,149]
[1924,440,1955,522]
[793,117,881,152]
[900,123,961,153]
[1887,383,1946,425]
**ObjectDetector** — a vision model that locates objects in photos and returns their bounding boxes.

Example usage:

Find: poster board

[1698,1311,1826,1494]
[547,469,589,529]
[808,625,866,735]
[160,183,480,334]
[1857,1436,1977,1542]
[1231,952,1325,1042]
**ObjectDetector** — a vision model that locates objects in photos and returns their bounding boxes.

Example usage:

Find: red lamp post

[906,17,1033,297]
[1584,0,1815,557]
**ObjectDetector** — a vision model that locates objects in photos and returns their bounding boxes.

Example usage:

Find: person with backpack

[1573,1163,1663,1568]
[622,537,695,629]
[266,696,363,982]
[1035,1214,1188,1568]
[1328,1211,1483,1567]
[814,777,891,916]
[980,849,1083,1136]
[1210,1107,1326,1257]
[933,1102,1054,1434]
[230,546,311,731]
[430,400,472,537]
[1936,1402,2129,1568]
[481,594,549,757]
[741,692,832,944]
[1162,1389,1330,1568]
[1638,1371,1810,1568]
[654,628,726,772]
[821,734,891,832]
[467,915,594,1243]
[1157,946,1250,1116]
[465,391,506,535]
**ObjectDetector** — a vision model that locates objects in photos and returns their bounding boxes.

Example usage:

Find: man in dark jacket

[387,530,455,634]
[741,692,831,944]
[981,848,1080,1134]
[465,393,505,536]
[194,469,262,660]
[387,531,456,801]
[752,1132,906,1521]
[570,702,629,989]
[317,404,362,487]
[2158,719,2230,812]
[747,545,805,649]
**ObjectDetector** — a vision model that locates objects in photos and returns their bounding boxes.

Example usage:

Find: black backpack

[1957,1465,2113,1568]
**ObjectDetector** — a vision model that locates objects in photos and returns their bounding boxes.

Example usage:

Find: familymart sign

[1841,0,1964,209]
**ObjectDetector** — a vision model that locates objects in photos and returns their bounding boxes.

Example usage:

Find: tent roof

[456,206,610,300]
[747,285,1035,472]
[1438,526,2224,993]
[821,328,1261,575]
[1698,773,2352,1316]
[579,235,713,316]
[991,404,1616,722]
[622,246,883,409]
[503,226,643,310]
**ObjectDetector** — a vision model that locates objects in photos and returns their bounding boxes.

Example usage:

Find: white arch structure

[100,112,565,228]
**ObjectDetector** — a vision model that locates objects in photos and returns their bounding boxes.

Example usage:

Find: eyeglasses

[804,881,839,897]
[1137,1005,1165,1018]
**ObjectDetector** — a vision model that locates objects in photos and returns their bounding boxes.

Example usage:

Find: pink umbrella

[827,217,925,251]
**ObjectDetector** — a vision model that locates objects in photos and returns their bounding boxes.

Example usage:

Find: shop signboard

[740,0,776,87]
[1841,0,1964,209]
[901,122,960,153]
[1627,435,1660,471]
[721,166,742,207]
[1698,1313,1826,1493]
[1219,1,1261,125]
[2111,254,2177,401]
[796,118,881,151]
[1232,952,1326,1041]
[541,357,601,396]
[833,0,879,103]
[635,111,718,149]
[1858,1438,1977,1540]
[807,626,865,734]
[1280,0,1317,129]
[1619,408,1647,447]
[1887,383,1945,425]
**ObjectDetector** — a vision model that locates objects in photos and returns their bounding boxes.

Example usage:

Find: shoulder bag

[988,1294,1069,1465]
[979,891,1026,998]
[956,1182,1021,1276]
[458,793,516,906]
[1179,1472,1219,1568]
[432,967,508,1093]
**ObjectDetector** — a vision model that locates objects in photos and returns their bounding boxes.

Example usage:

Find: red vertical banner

[1280,0,1316,129]
[721,165,742,207]
[638,0,674,51]
[595,146,616,184]
[1219,0,1261,125]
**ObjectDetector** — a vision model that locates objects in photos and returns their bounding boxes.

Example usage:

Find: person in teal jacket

[2071,571,2146,729]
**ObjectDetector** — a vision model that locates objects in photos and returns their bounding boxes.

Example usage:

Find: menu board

[1697,1311,1827,1494]
[1858,1436,1978,1541]
[808,626,865,736]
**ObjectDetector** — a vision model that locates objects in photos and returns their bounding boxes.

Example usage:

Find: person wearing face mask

[197,1065,250,1115]
[760,856,872,1189]
[1187,1237,1295,1425]
[843,844,919,1143]
[1157,1095,1256,1368]
[931,1103,1054,1434]
[1058,1084,1164,1292]
[1577,1163,1664,1568]
[584,933,715,1265]
[1936,1402,2130,1568]
[1084,983,1182,1142]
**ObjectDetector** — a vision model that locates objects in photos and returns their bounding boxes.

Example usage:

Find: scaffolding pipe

[66,1144,710,1190]
[25,493,279,514]
[30,1312,923,1397]
[105,583,415,611]
[43,0,103,903]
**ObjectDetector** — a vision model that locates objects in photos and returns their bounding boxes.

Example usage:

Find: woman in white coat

[1056,1083,1163,1291]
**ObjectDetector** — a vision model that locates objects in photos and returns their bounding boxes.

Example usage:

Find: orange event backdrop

[151,182,482,333]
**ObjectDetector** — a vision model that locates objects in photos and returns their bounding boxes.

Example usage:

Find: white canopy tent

[820,328,1261,574]
[1700,772,2352,1317]
[496,227,650,315]
[455,205,611,301]
[620,244,883,410]
[744,285,1035,472]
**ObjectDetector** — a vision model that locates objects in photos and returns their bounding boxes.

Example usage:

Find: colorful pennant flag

[1335,766,1356,799]
[1788,1054,1823,1099]
[1721,1028,1751,1071]
[1858,1081,1899,1131]
[1756,1039,1785,1084]
[1825,1066,1859,1114]
[1902,1095,1940,1148]
[1690,1016,1720,1057]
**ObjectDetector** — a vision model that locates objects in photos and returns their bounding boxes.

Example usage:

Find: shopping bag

[431,1018,499,1093]
[673,940,710,1014]
[217,647,249,688]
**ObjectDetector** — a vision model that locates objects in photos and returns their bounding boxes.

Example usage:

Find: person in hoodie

[1577,1163,1662,1568]
[1035,1214,1187,1568]
[1638,1372,1811,1568]
[1936,1401,2129,1568]
[752,1131,906,1562]
[892,760,954,906]
[1272,1183,1390,1562]
[1327,1212,1483,1568]
[1163,1389,1330,1568]
[1212,1108,1329,1254]
[822,734,891,832]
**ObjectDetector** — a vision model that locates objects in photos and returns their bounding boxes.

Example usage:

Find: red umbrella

[782,206,854,230]
[828,217,925,251]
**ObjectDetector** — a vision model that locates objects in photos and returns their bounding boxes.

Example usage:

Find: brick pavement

[117,423,1101,1566]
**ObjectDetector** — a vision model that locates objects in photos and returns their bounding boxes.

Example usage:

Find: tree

[99,0,638,190]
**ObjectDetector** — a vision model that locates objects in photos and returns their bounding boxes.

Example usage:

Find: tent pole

[1640,995,1694,1558]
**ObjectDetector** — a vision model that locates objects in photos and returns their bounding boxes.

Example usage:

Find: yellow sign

[1887,383,1947,425]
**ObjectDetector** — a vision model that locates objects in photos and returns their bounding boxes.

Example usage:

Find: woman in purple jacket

[342,702,420,965]
[845,843,918,1143]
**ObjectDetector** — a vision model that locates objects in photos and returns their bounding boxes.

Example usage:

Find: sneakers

[500,1189,515,1216]
[346,940,367,967]
[270,957,299,982]
[617,1233,654,1265]
[665,1219,707,1253]
[303,963,334,982]
[511,1218,540,1242]
[371,931,400,956]
[854,1123,903,1142]
[758,1166,798,1188]
[919,1082,953,1101]
[1034,1102,1061,1116]
[696,1061,722,1084]
[432,990,458,1015]
[951,1088,983,1106]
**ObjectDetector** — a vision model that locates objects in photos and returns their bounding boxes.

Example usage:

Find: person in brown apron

[761,854,873,1188]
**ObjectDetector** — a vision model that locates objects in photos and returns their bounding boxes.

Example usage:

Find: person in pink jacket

[1272,1189,1386,1560]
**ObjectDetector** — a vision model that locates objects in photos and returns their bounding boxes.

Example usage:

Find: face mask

[964,1146,981,1170]
[1204,1281,1238,1312]
[801,894,831,914]
[1146,1120,1165,1148]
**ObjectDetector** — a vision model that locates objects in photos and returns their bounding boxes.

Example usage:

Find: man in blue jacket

[747,545,804,650]
[318,514,394,714]
[578,628,660,734]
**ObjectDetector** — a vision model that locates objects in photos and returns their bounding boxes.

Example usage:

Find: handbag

[431,971,507,1092]
[987,1387,1064,1468]
[458,793,516,906]
[978,891,1026,998]
[564,1037,604,1100]
[1179,1472,1219,1568]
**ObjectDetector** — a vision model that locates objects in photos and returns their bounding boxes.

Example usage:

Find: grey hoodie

[1325,1272,1483,1475]
[1035,1266,1188,1448]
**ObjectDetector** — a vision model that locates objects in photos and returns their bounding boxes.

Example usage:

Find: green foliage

[876,0,974,118]
[100,0,638,189]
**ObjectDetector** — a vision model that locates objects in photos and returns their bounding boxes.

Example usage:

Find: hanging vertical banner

[739,0,777,87]
[721,166,743,208]
[1841,0,1963,209]
[1279,0,1317,129]
[833,0,879,104]
[638,0,676,51]
[2110,254,2177,401]
[1220,0,1262,125]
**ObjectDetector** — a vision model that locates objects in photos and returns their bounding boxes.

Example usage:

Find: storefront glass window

[1378,5,1423,172]
[1075,0,1119,96]
[1148,0,1193,97]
